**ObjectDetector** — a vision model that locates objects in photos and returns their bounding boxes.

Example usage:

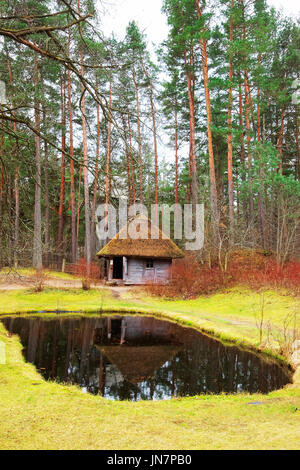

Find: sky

[100,0,168,46]
[98,0,299,164]
[100,0,299,46]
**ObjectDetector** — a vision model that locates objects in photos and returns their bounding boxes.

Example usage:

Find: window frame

[145,258,154,269]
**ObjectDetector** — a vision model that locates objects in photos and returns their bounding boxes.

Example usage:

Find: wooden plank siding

[124,257,172,285]
[107,257,172,284]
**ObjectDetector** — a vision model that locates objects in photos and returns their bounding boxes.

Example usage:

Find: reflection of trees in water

[1,316,292,401]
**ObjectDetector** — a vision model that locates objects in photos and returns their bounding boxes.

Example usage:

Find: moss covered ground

[0,283,299,449]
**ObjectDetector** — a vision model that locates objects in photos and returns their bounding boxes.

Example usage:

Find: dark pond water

[1,316,292,401]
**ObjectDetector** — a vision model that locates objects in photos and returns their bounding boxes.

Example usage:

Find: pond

[1,315,292,401]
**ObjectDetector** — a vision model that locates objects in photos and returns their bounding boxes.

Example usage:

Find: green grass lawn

[0,267,76,280]
[0,286,299,449]
[1,286,299,357]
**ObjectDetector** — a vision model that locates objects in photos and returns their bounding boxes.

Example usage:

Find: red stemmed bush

[29,269,49,292]
[70,258,101,290]
[145,254,224,299]
[233,259,300,292]
[146,250,300,299]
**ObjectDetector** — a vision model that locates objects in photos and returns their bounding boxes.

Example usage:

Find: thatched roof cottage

[97,214,184,285]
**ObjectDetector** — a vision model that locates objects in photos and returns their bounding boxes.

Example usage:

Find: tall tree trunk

[132,66,143,203]
[91,75,100,257]
[236,162,240,219]
[195,0,219,245]
[238,81,247,221]
[187,46,198,209]
[78,0,91,272]
[256,82,261,142]
[41,104,50,266]
[244,69,254,224]
[77,150,82,248]
[6,43,19,266]
[256,54,267,249]
[81,79,91,270]
[7,177,12,266]
[14,168,19,267]
[141,61,158,218]
[128,114,136,206]
[181,15,198,210]
[43,124,50,264]
[175,108,179,205]
[33,55,42,270]
[122,113,133,204]
[105,82,112,227]
[58,73,66,249]
[227,0,234,245]
[277,105,285,174]
[240,0,254,234]
[67,32,77,263]
[187,135,192,203]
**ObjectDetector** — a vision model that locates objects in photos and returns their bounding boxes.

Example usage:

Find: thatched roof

[97,214,184,259]
[97,344,181,384]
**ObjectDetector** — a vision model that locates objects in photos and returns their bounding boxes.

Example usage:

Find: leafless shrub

[29,269,49,292]
[70,258,101,290]
[270,311,300,360]
[254,291,266,345]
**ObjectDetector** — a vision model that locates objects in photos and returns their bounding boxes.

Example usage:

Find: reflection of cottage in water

[1,316,292,401]
[95,317,181,385]
[97,215,184,285]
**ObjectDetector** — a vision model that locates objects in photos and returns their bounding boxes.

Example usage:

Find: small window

[146,259,154,269]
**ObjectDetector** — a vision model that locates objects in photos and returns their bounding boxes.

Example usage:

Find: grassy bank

[0,286,299,449]
[0,286,299,359]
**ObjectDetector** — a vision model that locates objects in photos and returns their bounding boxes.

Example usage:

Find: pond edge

[1,306,297,387]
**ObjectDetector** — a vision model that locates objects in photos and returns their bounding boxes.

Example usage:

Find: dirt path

[0,276,134,295]
[0,277,87,290]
